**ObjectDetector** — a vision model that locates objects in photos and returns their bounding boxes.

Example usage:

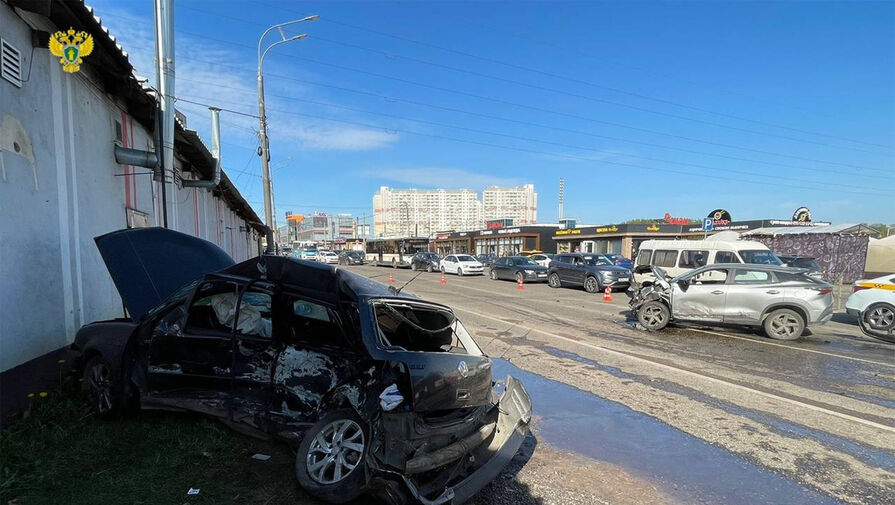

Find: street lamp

[257,14,319,253]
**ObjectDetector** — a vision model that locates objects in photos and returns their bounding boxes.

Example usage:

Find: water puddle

[493,358,843,505]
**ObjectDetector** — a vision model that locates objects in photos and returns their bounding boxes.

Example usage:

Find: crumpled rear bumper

[397,374,533,505]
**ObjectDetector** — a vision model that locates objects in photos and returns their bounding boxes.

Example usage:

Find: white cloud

[278,126,398,151]
[364,168,524,189]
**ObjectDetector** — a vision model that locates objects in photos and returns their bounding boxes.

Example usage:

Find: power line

[173,96,259,118]
[173,91,889,197]
[173,82,883,192]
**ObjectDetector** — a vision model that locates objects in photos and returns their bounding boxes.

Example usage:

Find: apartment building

[373,186,483,237]
[483,184,538,224]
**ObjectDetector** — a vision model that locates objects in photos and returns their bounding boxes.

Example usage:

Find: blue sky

[90,0,894,226]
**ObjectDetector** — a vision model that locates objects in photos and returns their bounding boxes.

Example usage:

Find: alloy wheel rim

[306,419,365,485]
[770,314,800,337]
[867,307,895,329]
[586,278,597,291]
[549,274,559,287]
[88,363,113,413]
[643,305,665,328]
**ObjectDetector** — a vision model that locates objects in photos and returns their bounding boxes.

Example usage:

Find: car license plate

[617,277,629,282]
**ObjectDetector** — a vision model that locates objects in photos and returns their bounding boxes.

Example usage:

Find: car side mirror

[677,279,690,292]
[633,265,651,274]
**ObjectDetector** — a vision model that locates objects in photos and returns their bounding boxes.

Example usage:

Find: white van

[633,232,782,284]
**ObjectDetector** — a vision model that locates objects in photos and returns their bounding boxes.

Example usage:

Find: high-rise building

[483,184,537,224]
[373,186,483,237]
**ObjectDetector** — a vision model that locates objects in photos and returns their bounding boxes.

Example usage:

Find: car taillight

[853,285,868,292]
[810,287,833,295]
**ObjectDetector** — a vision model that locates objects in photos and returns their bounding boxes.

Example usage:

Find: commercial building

[0,0,265,419]
[373,186,482,237]
[283,212,358,246]
[434,224,561,256]
[482,184,537,224]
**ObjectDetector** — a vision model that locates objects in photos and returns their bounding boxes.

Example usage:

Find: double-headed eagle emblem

[49,29,94,73]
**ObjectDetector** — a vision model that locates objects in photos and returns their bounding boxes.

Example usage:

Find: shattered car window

[374,302,483,355]
[285,295,348,348]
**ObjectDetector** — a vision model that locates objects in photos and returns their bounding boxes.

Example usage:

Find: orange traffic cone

[388,273,394,284]
[440,272,446,285]
[517,277,525,290]
[603,286,613,302]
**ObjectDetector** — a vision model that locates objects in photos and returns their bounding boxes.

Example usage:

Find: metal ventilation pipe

[154,0,175,184]
[183,107,221,188]
[114,145,158,168]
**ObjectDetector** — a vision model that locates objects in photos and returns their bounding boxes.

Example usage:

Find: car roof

[695,263,807,272]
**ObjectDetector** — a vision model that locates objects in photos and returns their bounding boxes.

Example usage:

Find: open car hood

[95,227,235,321]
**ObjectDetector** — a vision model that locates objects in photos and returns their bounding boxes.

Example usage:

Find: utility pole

[558,177,565,222]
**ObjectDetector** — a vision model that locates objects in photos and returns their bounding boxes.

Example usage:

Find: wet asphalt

[349,264,895,505]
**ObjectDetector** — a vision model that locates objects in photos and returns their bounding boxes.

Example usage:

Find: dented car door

[671,268,730,322]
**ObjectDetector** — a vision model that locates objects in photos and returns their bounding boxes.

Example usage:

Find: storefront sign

[435,233,450,239]
[792,207,812,222]
[708,209,732,225]
[595,225,619,233]
[555,228,581,236]
[646,224,660,231]
[664,213,690,226]
[496,228,521,234]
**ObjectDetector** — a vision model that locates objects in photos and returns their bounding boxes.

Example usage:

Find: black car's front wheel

[296,409,369,504]
[427,264,434,273]
[548,273,561,288]
[490,269,498,280]
[82,355,126,419]
[584,276,600,293]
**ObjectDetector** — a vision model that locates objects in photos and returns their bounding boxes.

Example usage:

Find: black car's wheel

[296,409,368,504]
[82,355,125,419]
[762,309,805,341]
[584,276,600,293]
[490,269,498,280]
[637,301,670,331]
[410,262,417,271]
[391,259,397,269]
[548,273,561,288]
[427,264,434,273]
[515,272,525,284]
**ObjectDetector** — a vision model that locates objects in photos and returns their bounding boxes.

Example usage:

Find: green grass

[0,392,308,505]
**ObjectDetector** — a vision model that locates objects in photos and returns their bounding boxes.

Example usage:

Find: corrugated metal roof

[743,224,868,236]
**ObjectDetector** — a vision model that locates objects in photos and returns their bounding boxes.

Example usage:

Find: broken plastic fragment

[379,384,403,411]
[187,488,200,495]
[251,453,270,461]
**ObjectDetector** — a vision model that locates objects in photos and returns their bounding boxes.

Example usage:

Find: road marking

[454,306,895,434]
[409,274,893,368]
[686,328,895,368]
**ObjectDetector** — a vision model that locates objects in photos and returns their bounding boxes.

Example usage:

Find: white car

[845,273,895,343]
[316,250,339,264]
[529,253,554,268]
[440,254,484,276]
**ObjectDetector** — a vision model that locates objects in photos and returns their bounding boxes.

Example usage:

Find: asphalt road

[348,264,895,505]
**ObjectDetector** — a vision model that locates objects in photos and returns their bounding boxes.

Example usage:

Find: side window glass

[715,251,740,264]
[636,250,652,266]
[734,270,772,284]
[679,250,709,268]
[286,297,348,348]
[237,291,272,338]
[185,281,238,336]
[654,250,678,268]
[507,259,515,266]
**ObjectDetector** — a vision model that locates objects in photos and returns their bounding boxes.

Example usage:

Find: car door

[567,256,587,285]
[723,269,778,324]
[145,279,239,414]
[552,255,569,281]
[671,268,730,322]
[491,257,506,279]
[230,282,277,429]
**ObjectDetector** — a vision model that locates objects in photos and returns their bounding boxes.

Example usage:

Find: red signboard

[664,213,690,226]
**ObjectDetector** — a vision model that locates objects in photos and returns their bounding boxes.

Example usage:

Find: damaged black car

[71,228,532,504]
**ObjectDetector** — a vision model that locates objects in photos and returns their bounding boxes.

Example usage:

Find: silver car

[629,264,833,340]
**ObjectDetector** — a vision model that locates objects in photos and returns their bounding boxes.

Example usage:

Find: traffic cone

[388,273,394,284]
[603,286,613,302]
[440,272,446,285]
[517,277,525,290]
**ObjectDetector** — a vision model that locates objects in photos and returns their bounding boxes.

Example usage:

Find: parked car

[629,264,833,340]
[633,234,782,285]
[602,253,633,269]
[410,252,441,272]
[338,250,366,265]
[317,250,339,264]
[72,228,532,505]
[846,273,895,343]
[476,253,497,266]
[547,253,631,293]
[528,253,554,268]
[489,256,549,283]
[777,255,823,279]
[440,254,485,276]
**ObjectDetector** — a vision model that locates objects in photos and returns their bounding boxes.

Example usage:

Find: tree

[867,223,894,238]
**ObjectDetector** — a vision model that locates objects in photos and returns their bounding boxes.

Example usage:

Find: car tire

[762,308,805,341]
[440,265,445,273]
[427,264,433,273]
[458,268,464,277]
[295,409,369,504]
[548,273,561,288]
[637,301,670,331]
[391,259,397,269]
[515,272,525,284]
[864,302,895,331]
[490,270,498,280]
[584,276,600,293]
[410,262,417,271]
[82,355,126,419]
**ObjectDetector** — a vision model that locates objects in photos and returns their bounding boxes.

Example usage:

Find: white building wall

[0,4,260,372]
[373,186,483,236]
[483,184,537,224]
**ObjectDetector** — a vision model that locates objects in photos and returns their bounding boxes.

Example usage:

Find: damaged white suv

[70,228,532,505]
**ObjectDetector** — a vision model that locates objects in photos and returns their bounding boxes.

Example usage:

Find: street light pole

[257,15,318,253]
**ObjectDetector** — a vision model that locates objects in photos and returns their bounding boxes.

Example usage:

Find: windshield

[582,255,612,266]
[790,258,821,270]
[374,302,483,355]
[144,279,200,319]
[739,250,782,265]
[420,253,439,259]
[456,255,476,262]
[302,245,317,252]
[511,256,538,266]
